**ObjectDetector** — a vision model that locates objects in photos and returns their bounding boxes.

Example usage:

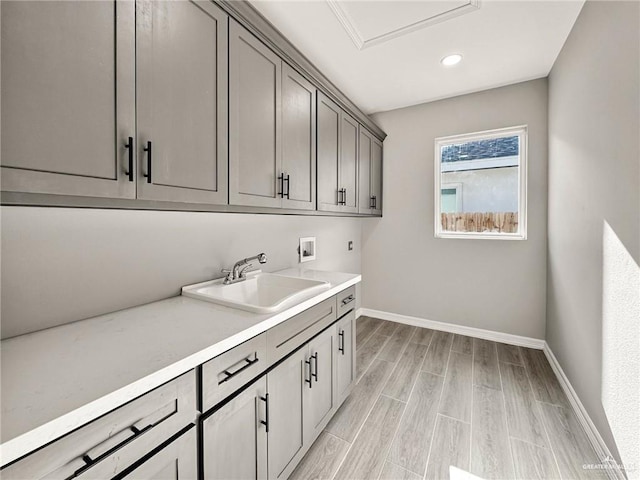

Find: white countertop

[0,268,360,466]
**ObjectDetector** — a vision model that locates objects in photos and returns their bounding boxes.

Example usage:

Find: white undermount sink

[181,271,331,314]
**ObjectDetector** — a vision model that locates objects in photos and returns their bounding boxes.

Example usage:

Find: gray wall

[364,79,548,339]
[547,0,639,466]
[1,207,362,339]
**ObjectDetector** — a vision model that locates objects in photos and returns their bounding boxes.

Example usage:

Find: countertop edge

[0,274,361,466]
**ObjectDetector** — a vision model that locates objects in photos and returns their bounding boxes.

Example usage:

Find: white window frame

[434,125,528,240]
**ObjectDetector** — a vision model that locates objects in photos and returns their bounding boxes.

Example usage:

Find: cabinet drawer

[202,333,267,412]
[336,286,356,318]
[2,371,196,480]
[266,297,336,366]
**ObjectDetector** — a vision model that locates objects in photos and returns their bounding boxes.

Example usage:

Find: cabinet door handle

[305,357,313,389]
[219,354,260,385]
[278,173,284,198]
[284,174,290,199]
[338,188,347,205]
[370,195,375,209]
[338,330,345,355]
[260,394,269,433]
[143,141,152,183]
[373,195,377,209]
[311,352,319,382]
[341,294,355,306]
[124,136,134,182]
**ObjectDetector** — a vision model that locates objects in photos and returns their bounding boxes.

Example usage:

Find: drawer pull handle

[260,394,269,433]
[219,354,259,385]
[84,428,136,463]
[132,401,177,433]
[341,295,355,306]
[84,401,176,464]
[305,357,313,389]
[338,330,345,355]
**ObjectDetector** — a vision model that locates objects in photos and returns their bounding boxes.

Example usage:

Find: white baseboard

[543,344,626,480]
[359,307,545,349]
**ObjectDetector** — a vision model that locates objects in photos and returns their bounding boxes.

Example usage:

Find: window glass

[435,126,527,239]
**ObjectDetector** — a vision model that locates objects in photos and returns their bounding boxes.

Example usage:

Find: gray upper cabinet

[340,112,359,213]
[229,19,282,208]
[358,126,383,215]
[0,1,135,198]
[371,136,383,215]
[281,64,317,211]
[136,0,228,205]
[317,93,359,213]
[317,93,342,212]
[1,1,383,215]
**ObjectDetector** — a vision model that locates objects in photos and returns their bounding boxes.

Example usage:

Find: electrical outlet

[348,241,354,251]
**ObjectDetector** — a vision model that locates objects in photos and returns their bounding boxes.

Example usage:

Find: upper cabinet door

[281,65,316,211]
[0,1,135,198]
[339,112,359,213]
[316,93,341,213]
[229,19,282,208]
[371,137,383,215]
[358,126,373,214]
[136,0,228,205]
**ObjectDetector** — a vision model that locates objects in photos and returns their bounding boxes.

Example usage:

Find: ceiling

[250,0,585,114]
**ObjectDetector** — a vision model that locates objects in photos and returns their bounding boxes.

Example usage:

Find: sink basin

[181,271,331,314]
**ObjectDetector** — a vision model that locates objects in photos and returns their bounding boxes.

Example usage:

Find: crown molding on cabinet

[216,0,386,141]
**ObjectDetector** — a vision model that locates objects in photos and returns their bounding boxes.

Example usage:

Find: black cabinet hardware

[338,188,347,205]
[143,141,152,183]
[311,352,318,382]
[260,394,269,433]
[305,357,313,388]
[124,136,134,182]
[372,195,377,209]
[278,173,290,199]
[338,330,345,355]
[278,173,284,198]
[341,294,355,306]
[218,355,259,385]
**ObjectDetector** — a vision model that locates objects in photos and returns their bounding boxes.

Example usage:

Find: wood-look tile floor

[290,317,607,480]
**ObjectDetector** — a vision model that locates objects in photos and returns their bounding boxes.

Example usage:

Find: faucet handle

[239,264,254,278]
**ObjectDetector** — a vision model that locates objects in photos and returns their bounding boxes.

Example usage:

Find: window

[434,125,527,239]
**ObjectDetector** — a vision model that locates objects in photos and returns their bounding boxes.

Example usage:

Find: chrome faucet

[222,253,267,285]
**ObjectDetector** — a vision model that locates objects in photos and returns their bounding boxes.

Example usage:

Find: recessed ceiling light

[441,54,463,66]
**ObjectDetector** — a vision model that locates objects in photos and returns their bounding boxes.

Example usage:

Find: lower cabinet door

[202,377,268,480]
[304,327,335,445]
[266,348,306,480]
[335,311,356,405]
[118,428,197,480]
